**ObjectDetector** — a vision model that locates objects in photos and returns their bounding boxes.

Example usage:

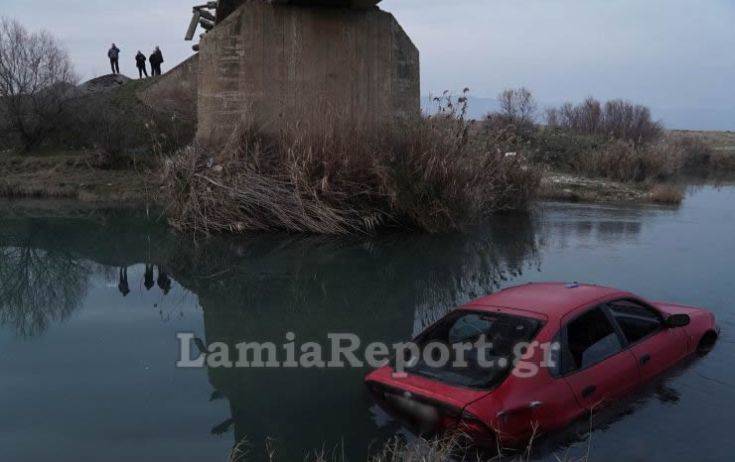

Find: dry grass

[570,139,677,183]
[667,131,735,174]
[0,153,154,202]
[229,433,592,462]
[648,184,684,204]
[162,103,540,235]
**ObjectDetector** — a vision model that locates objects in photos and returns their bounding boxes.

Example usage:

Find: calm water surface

[1,185,734,461]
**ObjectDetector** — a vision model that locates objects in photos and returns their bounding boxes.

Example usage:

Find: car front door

[606,299,688,383]
[560,305,640,410]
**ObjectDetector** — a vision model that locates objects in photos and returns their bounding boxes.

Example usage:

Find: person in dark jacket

[108,43,120,74]
[150,46,164,76]
[135,51,148,79]
[149,50,159,76]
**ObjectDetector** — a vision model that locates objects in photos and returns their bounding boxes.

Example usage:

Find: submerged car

[365,282,718,446]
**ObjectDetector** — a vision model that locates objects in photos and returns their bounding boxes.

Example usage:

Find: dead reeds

[162,99,540,235]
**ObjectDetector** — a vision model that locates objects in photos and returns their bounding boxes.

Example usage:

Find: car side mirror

[665,313,690,328]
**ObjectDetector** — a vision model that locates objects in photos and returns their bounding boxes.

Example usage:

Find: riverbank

[2,119,732,221]
[0,149,686,208]
[0,151,155,204]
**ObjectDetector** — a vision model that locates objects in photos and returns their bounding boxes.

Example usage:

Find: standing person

[149,49,160,76]
[108,43,120,74]
[135,50,148,79]
[154,46,164,74]
[153,46,164,76]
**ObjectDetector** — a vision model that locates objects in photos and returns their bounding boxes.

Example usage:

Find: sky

[4,0,734,130]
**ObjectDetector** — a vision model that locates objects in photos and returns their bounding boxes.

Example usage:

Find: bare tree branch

[0,17,78,151]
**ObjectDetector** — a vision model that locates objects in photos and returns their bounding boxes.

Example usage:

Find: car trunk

[365,309,543,441]
[366,366,493,437]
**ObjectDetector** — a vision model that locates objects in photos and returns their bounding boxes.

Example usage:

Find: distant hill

[77,74,132,95]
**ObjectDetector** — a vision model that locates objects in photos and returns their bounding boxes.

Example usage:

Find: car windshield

[406,310,542,389]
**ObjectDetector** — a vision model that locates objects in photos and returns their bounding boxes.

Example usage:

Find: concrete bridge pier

[195,0,420,149]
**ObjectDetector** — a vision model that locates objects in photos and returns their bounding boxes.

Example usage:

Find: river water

[0,185,733,461]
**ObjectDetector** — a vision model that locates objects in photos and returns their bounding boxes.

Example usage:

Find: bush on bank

[162,103,540,235]
[483,90,732,183]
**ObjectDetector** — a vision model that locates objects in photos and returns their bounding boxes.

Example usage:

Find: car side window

[563,307,623,374]
[608,299,662,344]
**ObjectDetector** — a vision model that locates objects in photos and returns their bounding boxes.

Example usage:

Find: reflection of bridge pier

[0,210,544,459]
[169,219,541,459]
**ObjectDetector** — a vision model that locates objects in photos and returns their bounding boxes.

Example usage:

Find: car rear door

[560,305,640,410]
[606,299,688,383]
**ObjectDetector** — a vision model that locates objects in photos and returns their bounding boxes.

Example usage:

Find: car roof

[464,282,628,321]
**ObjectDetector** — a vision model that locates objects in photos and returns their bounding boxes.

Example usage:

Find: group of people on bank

[107,43,165,79]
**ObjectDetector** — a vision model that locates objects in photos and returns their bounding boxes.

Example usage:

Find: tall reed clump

[162,97,540,235]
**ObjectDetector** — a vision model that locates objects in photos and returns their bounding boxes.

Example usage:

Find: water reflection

[0,212,180,336]
[0,209,545,459]
[117,266,130,297]
[0,246,90,336]
[160,214,543,459]
[10,195,735,460]
[538,203,650,249]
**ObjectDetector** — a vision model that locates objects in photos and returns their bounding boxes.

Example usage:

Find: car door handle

[581,385,596,398]
[640,354,652,365]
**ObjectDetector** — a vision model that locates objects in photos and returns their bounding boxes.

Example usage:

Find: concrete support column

[196,0,420,149]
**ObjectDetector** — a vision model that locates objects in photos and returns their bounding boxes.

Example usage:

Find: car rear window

[406,310,542,389]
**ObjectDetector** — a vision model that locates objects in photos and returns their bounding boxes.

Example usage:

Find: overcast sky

[4,0,734,129]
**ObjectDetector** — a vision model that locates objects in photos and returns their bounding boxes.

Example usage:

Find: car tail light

[367,382,494,445]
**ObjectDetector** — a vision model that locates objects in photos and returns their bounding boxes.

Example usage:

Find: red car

[365,282,719,446]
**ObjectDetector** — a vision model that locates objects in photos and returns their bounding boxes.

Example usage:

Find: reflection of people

[157,266,171,295]
[118,267,130,297]
[144,264,155,290]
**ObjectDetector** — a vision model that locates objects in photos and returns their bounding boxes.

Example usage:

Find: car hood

[365,366,489,410]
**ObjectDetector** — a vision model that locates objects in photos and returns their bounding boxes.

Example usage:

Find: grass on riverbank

[0,152,155,203]
[229,433,591,462]
[162,104,540,235]
[648,183,685,204]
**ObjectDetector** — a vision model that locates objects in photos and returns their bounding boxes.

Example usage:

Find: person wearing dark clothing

[149,51,158,76]
[150,46,164,76]
[135,51,148,79]
[108,43,120,74]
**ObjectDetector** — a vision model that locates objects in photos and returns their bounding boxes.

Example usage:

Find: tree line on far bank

[481,88,733,182]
